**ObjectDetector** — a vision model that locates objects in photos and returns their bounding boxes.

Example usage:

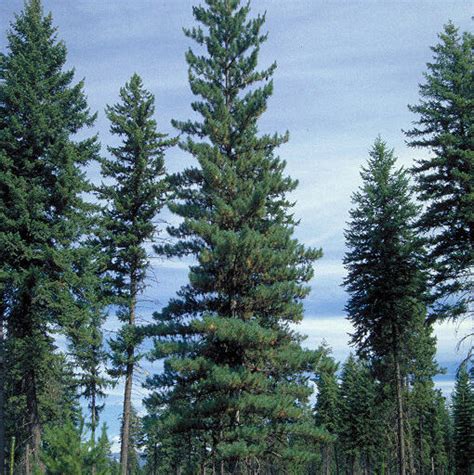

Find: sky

[1,0,472,445]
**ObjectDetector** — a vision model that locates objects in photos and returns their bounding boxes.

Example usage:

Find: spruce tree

[146,0,325,471]
[97,73,172,475]
[343,138,427,475]
[452,364,474,474]
[406,23,473,323]
[0,0,99,469]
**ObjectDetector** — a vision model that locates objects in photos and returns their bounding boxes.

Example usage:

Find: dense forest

[0,0,472,474]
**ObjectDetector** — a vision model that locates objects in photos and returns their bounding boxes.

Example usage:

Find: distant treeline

[0,1,472,475]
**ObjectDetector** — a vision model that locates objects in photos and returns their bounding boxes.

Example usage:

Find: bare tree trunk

[120,276,137,475]
[91,391,97,475]
[0,303,5,475]
[395,360,406,475]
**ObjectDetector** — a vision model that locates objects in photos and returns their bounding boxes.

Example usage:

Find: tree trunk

[0,303,5,475]
[120,276,137,475]
[91,390,97,475]
[395,359,406,475]
[418,416,423,475]
[25,443,30,475]
[25,368,42,473]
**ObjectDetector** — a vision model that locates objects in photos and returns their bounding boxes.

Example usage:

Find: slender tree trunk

[9,437,14,475]
[0,302,5,475]
[395,359,406,475]
[25,368,42,473]
[153,443,158,475]
[418,416,423,475]
[120,276,137,475]
[25,443,30,475]
[334,445,340,475]
[91,390,97,475]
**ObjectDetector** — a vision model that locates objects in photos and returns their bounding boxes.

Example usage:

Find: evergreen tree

[338,355,380,474]
[146,0,325,471]
[343,138,427,475]
[406,319,448,473]
[406,22,474,323]
[67,247,112,443]
[0,0,99,469]
[97,73,172,475]
[452,364,474,474]
[40,419,115,475]
[312,345,340,474]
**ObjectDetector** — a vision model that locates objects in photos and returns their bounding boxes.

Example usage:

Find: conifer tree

[146,0,325,471]
[40,420,115,475]
[452,364,474,474]
[343,138,427,475]
[97,73,172,475]
[338,355,380,474]
[313,345,341,474]
[67,248,111,445]
[406,319,448,473]
[406,23,473,323]
[0,0,99,469]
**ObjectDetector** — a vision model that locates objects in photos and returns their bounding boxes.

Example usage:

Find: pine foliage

[146,0,324,470]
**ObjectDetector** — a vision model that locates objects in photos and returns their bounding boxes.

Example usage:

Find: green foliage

[407,22,474,322]
[338,355,381,473]
[97,72,172,472]
[39,420,115,475]
[67,246,112,436]
[0,0,99,464]
[343,138,426,365]
[452,364,474,474]
[145,0,325,470]
[97,72,172,377]
[312,345,340,474]
[343,138,449,473]
[407,321,449,473]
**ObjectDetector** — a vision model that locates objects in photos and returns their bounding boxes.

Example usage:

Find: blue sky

[1,0,472,444]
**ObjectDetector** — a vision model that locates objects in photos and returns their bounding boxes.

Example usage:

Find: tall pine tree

[97,73,172,475]
[146,0,325,471]
[0,0,99,470]
[406,23,473,324]
[343,138,427,475]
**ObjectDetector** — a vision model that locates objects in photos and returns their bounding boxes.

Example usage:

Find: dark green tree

[343,138,427,475]
[97,73,172,475]
[452,364,474,474]
[146,0,325,471]
[406,23,473,324]
[0,0,99,469]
